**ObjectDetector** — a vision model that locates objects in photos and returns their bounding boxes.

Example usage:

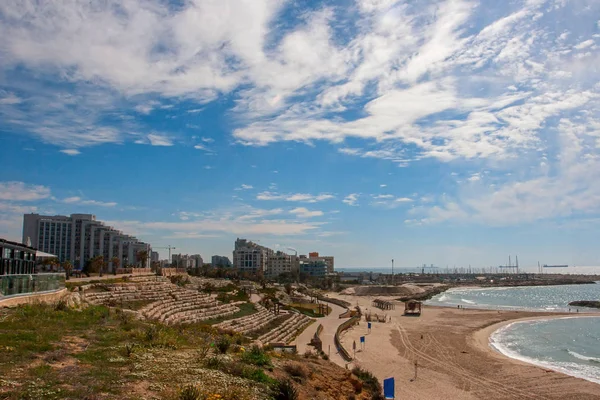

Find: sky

[1,0,600,270]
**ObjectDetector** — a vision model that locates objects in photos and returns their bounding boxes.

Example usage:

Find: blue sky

[1,0,600,269]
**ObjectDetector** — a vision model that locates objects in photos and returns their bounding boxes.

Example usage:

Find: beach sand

[329,294,600,399]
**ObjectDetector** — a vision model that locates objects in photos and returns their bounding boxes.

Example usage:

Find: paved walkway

[291,299,349,368]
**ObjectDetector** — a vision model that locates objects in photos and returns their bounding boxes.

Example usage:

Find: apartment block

[267,251,297,278]
[22,213,151,271]
[307,252,335,273]
[211,255,232,267]
[232,238,273,276]
[172,254,204,269]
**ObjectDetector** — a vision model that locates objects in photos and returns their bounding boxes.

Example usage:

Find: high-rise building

[267,251,296,277]
[171,254,203,269]
[212,255,232,267]
[232,238,273,275]
[308,252,334,273]
[150,251,159,263]
[299,259,327,277]
[22,213,151,271]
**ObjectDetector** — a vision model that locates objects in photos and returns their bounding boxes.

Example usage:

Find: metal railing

[0,273,65,297]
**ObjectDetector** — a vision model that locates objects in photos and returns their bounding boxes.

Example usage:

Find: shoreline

[327,291,600,399]
[472,314,600,385]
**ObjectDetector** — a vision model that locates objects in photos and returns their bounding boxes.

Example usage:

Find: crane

[421,264,439,274]
[153,245,177,262]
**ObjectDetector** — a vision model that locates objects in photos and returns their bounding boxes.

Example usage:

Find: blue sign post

[368,322,372,332]
[360,335,365,350]
[383,377,395,399]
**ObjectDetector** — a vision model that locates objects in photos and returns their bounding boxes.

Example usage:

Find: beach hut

[404,300,422,316]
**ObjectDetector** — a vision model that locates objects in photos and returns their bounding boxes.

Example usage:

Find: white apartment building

[233,238,274,276]
[23,213,151,270]
[266,251,298,278]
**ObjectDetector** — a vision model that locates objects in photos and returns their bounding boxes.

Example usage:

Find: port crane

[421,264,439,274]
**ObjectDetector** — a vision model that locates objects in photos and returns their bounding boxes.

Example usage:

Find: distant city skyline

[1,1,600,269]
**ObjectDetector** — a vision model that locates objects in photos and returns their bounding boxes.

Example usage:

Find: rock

[568,300,600,309]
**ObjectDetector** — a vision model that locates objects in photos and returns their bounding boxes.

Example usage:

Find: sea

[427,284,600,385]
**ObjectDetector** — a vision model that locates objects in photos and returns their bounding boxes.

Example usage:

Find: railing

[0,273,65,297]
[335,315,360,361]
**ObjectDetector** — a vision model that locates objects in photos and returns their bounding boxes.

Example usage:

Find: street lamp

[391,259,394,286]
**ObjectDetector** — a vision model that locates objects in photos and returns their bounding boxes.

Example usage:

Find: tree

[62,260,73,280]
[110,256,120,275]
[284,282,293,296]
[136,250,148,269]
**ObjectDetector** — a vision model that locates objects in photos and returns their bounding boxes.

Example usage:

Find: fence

[0,273,65,297]
[335,315,361,361]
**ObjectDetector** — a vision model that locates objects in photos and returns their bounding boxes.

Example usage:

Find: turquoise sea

[428,284,600,384]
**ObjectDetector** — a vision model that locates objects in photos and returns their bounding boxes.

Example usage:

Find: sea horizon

[336,265,600,275]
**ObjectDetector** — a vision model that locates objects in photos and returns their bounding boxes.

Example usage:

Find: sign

[383,377,395,399]
[368,322,372,330]
[360,336,365,344]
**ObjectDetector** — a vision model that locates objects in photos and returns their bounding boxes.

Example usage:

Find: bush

[204,356,224,370]
[351,367,383,399]
[241,345,271,367]
[215,336,231,354]
[283,363,307,380]
[53,299,68,311]
[273,379,298,400]
[179,384,201,400]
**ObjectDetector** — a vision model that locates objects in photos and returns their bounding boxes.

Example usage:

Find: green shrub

[351,367,383,399]
[215,336,231,354]
[204,356,224,370]
[241,345,271,367]
[179,384,201,400]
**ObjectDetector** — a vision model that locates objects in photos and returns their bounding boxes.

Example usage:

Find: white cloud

[289,207,324,218]
[193,143,213,152]
[107,205,322,237]
[467,173,481,182]
[380,184,387,188]
[147,134,174,146]
[343,193,359,206]
[60,149,81,156]
[235,184,254,190]
[62,196,117,207]
[0,181,51,201]
[0,92,22,105]
[257,191,335,203]
[574,39,594,50]
[201,137,214,143]
[373,194,394,199]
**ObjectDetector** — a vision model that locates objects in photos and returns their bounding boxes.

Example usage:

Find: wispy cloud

[0,181,51,201]
[62,196,117,207]
[289,207,324,218]
[342,194,359,206]
[235,184,254,191]
[60,149,81,156]
[146,134,174,147]
[257,191,335,203]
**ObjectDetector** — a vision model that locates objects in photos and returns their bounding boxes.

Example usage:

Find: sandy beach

[328,294,600,399]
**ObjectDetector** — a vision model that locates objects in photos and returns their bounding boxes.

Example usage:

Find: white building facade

[232,238,274,276]
[23,213,151,270]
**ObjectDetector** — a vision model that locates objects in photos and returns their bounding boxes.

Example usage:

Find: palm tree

[62,260,73,280]
[110,256,120,274]
[136,250,148,269]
